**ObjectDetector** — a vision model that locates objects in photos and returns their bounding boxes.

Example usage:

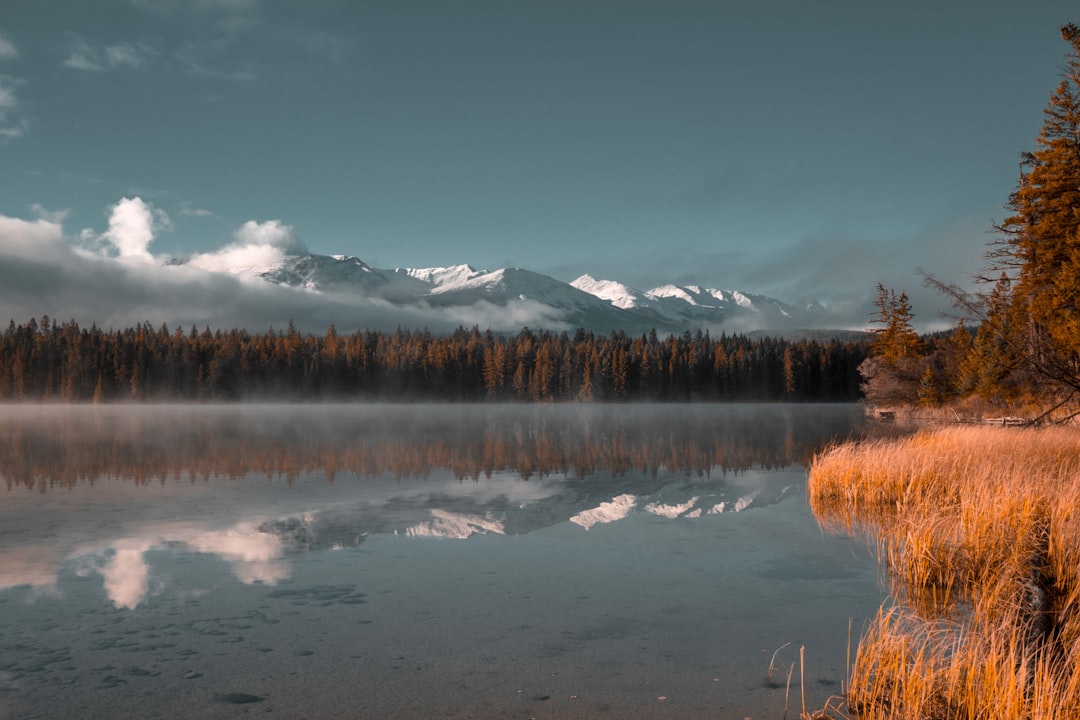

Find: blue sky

[0,1,1077,331]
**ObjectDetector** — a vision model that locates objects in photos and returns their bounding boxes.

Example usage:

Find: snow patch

[570,494,637,530]
[405,509,506,539]
[644,496,700,519]
[733,491,759,512]
[570,274,642,309]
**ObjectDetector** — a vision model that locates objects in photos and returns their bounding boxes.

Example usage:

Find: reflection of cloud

[569,494,636,530]
[186,524,288,585]
[0,546,62,591]
[100,541,154,610]
[72,521,290,609]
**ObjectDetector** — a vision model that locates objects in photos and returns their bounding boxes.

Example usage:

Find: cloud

[64,40,154,72]
[0,546,61,591]
[101,197,171,260]
[73,522,288,609]
[176,51,255,82]
[179,202,217,218]
[0,214,67,255]
[730,217,988,331]
[0,75,27,141]
[0,203,563,334]
[99,540,154,609]
[30,203,70,224]
[0,31,17,60]
[188,219,306,273]
[186,524,288,585]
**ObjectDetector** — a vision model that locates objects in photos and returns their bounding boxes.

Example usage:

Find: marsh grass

[809,426,1080,719]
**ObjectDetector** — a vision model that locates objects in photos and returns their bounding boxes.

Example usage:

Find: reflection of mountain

[256,464,803,542]
[258,514,367,552]
[0,404,864,492]
[0,405,865,608]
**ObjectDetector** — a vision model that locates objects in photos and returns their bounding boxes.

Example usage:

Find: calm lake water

[0,404,881,719]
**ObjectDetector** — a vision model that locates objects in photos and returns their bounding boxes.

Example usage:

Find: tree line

[863,24,1080,417]
[0,317,868,403]
[2,406,861,492]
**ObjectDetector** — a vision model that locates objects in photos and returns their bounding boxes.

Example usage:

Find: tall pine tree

[993,23,1080,391]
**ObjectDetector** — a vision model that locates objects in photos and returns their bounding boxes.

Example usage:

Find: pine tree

[861,284,926,405]
[992,23,1080,390]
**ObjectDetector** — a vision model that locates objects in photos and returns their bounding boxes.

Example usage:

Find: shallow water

[0,404,881,719]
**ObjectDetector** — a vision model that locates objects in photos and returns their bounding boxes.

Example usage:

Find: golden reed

[809,426,1080,719]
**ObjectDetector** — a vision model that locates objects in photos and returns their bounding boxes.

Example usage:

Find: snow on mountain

[570,275,651,310]
[647,284,702,306]
[403,509,506,539]
[204,250,826,333]
[255,254,429,301]
[647,284,759,311]
[398,264,482,288]
[426,267,605,308]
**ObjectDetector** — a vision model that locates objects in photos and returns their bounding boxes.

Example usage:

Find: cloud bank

[0,198,566,334]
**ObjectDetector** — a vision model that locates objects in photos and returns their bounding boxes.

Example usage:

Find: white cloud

[0,201,574,335]
[30,203,70,224]
[186,524,288,585]
[233,219,304,251]
[179,202,217,218]
[188,219,305,273]
[101,197,171,261]
[74,522,288,609]
[0,31,17,60]
[0,214,67,255]
[100,540,154,609]
[0,75,26,141]
[64,40,154,72]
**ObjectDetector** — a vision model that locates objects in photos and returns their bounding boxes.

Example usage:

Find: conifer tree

[992,23,1080,391]
[860,284,925,405]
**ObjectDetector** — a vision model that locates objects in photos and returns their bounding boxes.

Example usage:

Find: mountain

[193,251,828,334]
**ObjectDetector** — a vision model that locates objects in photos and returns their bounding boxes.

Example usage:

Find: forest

[859,24,1080,419]
[0,318,868,403]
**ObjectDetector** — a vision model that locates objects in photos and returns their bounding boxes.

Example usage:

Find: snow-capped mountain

[195,251,825,334]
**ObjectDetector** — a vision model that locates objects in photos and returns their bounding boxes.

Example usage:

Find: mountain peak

[570,275,645,310]
[223,250,822,334]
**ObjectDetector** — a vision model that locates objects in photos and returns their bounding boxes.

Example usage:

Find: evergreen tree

[860,284,926,405]
[992,23,1080,391]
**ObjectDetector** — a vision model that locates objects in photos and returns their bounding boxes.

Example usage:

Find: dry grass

[809,426,1080,719]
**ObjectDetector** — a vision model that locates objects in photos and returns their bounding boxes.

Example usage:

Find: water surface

[0,404,881,719]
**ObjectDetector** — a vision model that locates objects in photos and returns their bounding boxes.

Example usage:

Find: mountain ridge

[180,250,833,335]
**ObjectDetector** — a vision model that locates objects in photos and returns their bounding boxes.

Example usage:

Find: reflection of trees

[1,406,864,492]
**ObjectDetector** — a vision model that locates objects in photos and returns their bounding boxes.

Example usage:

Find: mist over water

[0,404,880,719]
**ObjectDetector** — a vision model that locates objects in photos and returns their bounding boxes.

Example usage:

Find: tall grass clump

[809,426,1080,719]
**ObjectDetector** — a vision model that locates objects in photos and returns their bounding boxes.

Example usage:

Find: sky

[0,0,1078,332]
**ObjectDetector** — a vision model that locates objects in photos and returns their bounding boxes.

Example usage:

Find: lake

[0,404,881,719]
